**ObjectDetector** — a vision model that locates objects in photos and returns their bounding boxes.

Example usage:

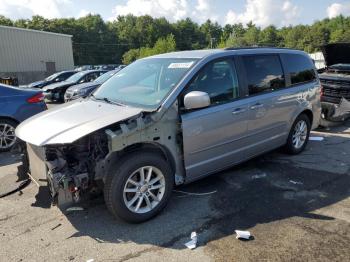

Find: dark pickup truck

[319,43,350,121]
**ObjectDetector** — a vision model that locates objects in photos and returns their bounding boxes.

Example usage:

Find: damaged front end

[27,132,109,208]
[22,101,184,209]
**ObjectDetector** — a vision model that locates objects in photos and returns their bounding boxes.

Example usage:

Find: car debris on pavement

[235,230,252,240]
[66,207,84,212]
[185,232,198,250]
[289,180,304,185]
[309,136,325,141]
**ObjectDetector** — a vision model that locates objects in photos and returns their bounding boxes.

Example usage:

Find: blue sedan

[0,84,47,151]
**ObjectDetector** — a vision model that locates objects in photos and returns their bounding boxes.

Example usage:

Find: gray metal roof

[0,25,73,37]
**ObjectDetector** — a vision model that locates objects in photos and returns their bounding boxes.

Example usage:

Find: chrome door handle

[250,104,264,110]
[232,108,246,115]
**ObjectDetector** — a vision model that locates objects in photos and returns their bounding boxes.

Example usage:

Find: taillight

[27,93,44,103]
[320,85,324,99]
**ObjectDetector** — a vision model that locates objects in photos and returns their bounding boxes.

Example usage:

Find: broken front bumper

[26,143,47,186]
[26,143,83,208]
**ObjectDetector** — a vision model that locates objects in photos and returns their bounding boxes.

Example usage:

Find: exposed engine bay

[44,132,108,207]
[319,43,350,121]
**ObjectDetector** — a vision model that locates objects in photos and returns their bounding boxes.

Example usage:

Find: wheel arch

[0,116,20,125]
[103,142,177,182]
[300,109,314,126]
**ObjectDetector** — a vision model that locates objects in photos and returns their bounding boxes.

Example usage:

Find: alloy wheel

[292,120,307,149]
[0,123,17,150]
[123,166,166,214]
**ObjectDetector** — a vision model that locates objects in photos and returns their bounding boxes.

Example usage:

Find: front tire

[104,151,174,223]
[285,114,311,154]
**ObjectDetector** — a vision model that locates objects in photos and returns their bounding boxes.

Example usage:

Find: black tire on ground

[284,114,311,155]
[0,118,18,152]
[104,151,174,223]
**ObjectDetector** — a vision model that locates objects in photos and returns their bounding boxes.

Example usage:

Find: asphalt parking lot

[1,113,350,261]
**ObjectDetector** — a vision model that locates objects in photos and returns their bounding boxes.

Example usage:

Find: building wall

[309,52,325,70]
[0,26,74,84]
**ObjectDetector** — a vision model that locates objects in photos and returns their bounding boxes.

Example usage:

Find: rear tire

[0,119,18,152]
[104,151,174,223]
[285,114,311,155]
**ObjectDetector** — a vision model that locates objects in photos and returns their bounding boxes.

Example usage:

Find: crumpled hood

[321,43,350,67]
[43,81,73,91]
[16,99,143,146]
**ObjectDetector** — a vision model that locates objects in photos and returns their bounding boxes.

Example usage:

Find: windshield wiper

[91,94,125,106]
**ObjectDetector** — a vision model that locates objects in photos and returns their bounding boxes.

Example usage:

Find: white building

[0,25,74,84]
[309,52,325,69]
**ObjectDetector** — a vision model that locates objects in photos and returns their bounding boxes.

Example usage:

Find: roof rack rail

[224,46,292,51]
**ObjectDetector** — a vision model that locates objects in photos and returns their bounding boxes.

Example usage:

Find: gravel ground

[0,118,349,262]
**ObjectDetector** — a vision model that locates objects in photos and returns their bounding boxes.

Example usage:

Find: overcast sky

[1,0,350,27]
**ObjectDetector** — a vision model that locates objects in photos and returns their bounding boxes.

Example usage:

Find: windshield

[93,58,197,108]
[66,72,85,82]
[94,70,118,84]
[45,72,60,81]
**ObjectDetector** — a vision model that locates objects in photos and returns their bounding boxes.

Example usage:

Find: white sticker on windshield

[168,62,194,69]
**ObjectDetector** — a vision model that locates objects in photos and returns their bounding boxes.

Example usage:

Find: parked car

[43,70,108,102]
[0,84,46,152]
[319,43,350,121]
[94,64,121,70]
[16,48,321,222]
[27,71,76,89]
[64,69,120,102]
[75,65,94,71]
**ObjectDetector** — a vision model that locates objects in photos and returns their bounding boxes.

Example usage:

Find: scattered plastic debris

[252,173,267,179]
[309,136,324,141]
[51,223,62,231]
[173,190,217,196]
[235,230,252,240]
[185,232,198,250]
[289,180,303,185]
[66,207,84,212]
[86,259,94,262]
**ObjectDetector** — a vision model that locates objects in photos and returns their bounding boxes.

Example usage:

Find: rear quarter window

[242,55,285,95]
[281,54,316,85]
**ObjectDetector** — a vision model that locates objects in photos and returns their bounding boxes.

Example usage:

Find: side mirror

[184,91,210,110]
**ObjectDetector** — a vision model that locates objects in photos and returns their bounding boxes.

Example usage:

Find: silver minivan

[16,48,321,223]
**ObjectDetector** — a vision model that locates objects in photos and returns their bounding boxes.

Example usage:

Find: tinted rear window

[281,54,316,85]
[242,55,285,95]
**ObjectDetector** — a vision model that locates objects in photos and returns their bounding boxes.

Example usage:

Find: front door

[181,58,249,181]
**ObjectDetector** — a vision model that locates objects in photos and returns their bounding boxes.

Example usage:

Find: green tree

[259,25,280,46]
[122,34,176,64]
[0,15,13,26]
